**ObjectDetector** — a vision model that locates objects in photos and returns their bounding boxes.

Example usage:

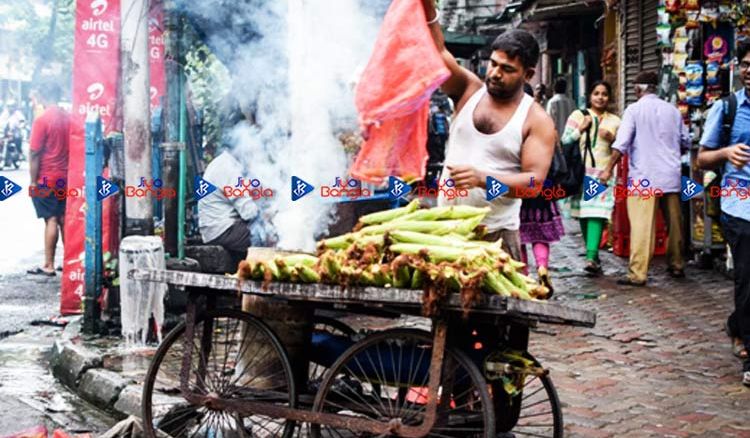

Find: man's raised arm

[421,0,482,101]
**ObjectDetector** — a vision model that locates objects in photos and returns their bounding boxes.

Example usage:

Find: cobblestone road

[527,221,750,437]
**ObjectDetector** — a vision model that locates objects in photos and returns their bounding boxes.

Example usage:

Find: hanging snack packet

[666,0,681,12]
[704,34,728,63]
[699,5,719,24]
[657,24,672,47]
[658,6,670,26]
[685,63,704,86]
[685,11,700,29]
[684,0,700,10]
[673,37,689,53]
[705,62,720,86]
[686,84,704,106]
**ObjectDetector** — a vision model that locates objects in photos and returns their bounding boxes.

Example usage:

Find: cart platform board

[131,268,596,327]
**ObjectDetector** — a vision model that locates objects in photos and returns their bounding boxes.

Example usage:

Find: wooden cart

[131,268,595,438]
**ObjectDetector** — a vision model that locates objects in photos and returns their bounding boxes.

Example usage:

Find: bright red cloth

[29,105,71,185]
[350,0,449,184]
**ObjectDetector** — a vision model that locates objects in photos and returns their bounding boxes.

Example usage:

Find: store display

[704,34,729,62]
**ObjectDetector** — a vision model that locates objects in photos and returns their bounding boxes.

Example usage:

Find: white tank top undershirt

[438,87,534,232]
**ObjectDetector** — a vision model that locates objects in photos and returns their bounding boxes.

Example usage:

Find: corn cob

[358,199,419,224]
[410,269,424,289]
[360,219,465,236]
[395,205,490,222]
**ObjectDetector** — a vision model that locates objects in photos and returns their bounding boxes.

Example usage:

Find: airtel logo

[87,83,105,101]
[91,0,108,16]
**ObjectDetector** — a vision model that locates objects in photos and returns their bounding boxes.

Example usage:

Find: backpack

[549,109,594,198]
[707,93,737,218]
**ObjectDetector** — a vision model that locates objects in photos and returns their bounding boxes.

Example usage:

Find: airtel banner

[149,1,165,112]
[62,0,121,315]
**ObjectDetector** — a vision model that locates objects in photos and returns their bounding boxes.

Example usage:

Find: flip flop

[733,340,749,359]
[27,267,56,277]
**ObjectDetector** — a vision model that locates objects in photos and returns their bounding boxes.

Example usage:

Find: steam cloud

[189,0,388,251]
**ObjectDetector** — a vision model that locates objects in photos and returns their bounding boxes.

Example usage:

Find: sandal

[27,267,56,276]
[584,260,603,277]
[733,339,748,359]
[537,266,554,298]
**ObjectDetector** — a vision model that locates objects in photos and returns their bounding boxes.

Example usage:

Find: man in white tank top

[423,0,556,261]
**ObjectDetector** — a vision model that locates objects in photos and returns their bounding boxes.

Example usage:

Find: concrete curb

[49,316,143,421]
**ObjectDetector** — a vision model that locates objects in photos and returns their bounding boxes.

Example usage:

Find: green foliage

[181,22,230,163]
[0,0,75,96]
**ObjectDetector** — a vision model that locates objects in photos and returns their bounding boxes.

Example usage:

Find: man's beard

[486,78,519,99]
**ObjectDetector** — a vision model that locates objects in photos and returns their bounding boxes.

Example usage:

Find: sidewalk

[49,220,750,437]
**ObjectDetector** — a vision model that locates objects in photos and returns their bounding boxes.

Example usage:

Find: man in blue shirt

[698,39,750,387]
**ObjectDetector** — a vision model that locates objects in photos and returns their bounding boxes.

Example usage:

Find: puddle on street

[0,327,115,433]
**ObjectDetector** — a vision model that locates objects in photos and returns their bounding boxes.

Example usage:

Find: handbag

[550,109,593,198]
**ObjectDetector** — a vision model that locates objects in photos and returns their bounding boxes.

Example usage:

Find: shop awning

[496,0,605,27]
[444,31,492,58]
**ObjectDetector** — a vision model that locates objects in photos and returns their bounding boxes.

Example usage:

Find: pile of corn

[237,201,549,315]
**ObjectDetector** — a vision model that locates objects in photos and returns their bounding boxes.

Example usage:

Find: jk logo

[485,176,508,201]
[193,176,217,201]
[681,176,704,201]
[388,176,411,200]
[583,176,607,201]
[0,176,21,201]
[96,176,119,201]
[291,176,314,201]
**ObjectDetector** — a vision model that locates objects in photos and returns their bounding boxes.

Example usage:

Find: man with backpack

[697,39,750,386]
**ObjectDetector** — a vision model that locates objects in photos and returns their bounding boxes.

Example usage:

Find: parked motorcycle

[0,124,23,170]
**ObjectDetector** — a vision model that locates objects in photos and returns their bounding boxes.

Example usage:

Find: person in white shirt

[198,102,275,258]
[546,78,577,141]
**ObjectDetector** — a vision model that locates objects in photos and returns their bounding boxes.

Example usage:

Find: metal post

[177,74,187,260]
[161,142,184,257]
[84,115,103,334]
[121,0,153,235]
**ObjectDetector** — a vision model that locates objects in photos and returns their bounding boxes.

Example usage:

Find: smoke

[188,0,386,251]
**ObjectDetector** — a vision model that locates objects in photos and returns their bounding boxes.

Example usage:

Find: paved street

[529,221,750,437]
[0,166,115,434]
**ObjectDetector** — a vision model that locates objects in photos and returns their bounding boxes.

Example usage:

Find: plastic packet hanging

[685,63,704,85]
[686,85,704,106]
[673,37,689,53]
[699,6,720,24]
[704,34,728,63]
[657,24,672,47]
[678,102,690,118]
[658,6,670,26]
[666,0,681,12]
[684,0,700,10]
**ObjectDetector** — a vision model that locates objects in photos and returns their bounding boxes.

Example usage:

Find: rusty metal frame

[177,313,448,437]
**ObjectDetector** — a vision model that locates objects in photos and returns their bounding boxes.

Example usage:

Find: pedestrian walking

[534,83,548,108]
[27,82,70,276]
[518,83,564,293]
[600,71,690,286]
[697,39,750,386]
[546,78,576,141]
[562,81,621,275]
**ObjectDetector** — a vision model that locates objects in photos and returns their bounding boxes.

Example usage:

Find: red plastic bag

[1,426,47,438]
[350,0,449,184]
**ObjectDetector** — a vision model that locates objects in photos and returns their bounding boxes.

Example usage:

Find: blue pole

[84,115,103,334]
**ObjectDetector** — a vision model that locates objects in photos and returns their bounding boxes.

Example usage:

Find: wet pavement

[0,165,115,434]
[527,220,750,437]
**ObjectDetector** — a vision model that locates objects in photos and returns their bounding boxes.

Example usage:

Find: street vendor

[197,98,276,260]
[422,0,556,262]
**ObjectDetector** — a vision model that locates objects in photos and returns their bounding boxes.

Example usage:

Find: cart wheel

[310,316,356,383]
[494,370,563,438]
[141,308,297,438]
[310,329,495,437]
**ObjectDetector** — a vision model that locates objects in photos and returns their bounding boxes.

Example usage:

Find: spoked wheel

[309,316,356,384]
[310,329,495,437]
[141,309,297,438]
[494,371,563,438]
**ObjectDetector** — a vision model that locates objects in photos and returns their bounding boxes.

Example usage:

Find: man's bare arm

[421,0,482,102]
[29,150,40,185]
